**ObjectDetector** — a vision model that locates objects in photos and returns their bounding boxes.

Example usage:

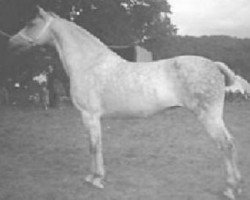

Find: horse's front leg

[81,111,105,188]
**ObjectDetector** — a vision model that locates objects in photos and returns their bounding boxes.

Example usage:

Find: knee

[218,136,235,152]
[225,138,235,152]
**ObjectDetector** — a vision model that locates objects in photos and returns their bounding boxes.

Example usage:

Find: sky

[168,0,250,38]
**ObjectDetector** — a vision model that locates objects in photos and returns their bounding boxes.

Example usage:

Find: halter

[19,17,53,45]
[0,30,12,39]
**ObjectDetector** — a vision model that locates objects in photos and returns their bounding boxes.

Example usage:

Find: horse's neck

[49,20,117,75]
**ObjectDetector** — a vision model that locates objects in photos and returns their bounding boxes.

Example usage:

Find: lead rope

[0,30,12,39]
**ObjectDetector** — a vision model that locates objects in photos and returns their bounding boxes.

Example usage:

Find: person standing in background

[47,65,58,108]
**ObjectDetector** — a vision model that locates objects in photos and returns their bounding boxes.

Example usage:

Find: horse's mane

[47,12,111,51]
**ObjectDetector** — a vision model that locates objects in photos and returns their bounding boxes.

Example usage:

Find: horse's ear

[36,6,47,18]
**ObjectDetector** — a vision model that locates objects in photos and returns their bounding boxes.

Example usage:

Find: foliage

[149,35,250,80]
[38,0,176,45]
[0,0,175,87]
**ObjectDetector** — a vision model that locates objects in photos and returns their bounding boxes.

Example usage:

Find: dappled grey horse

[9,7,250,199]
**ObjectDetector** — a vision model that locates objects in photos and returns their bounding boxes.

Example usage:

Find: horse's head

[9,7,54,52]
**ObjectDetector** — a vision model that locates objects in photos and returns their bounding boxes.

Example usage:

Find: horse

[9,7,250,199]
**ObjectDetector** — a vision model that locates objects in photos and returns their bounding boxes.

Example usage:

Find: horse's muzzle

[8,34,33,53]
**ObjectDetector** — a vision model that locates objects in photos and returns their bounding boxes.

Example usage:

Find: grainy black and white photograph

[0,0,250,200]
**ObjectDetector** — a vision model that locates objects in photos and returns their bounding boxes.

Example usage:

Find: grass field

[0,101,250,200]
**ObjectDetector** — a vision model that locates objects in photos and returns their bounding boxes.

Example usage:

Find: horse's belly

[101,85,179,117]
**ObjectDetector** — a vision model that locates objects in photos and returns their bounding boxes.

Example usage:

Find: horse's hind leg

[81,111,105,188]
[198,112,241,199]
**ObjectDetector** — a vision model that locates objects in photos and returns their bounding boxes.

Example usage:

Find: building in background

[111,45,153,62]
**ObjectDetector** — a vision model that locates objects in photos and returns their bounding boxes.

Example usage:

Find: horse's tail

[215,61,250,95]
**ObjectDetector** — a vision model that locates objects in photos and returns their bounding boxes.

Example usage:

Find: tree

[151,35,250,81]
[36,0,176,45]
[0,0,176,105]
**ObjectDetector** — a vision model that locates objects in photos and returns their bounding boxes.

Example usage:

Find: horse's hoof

[85,174,104,189]
[223,188,235,200]
[92,177,104,189]
[85,174,94,183]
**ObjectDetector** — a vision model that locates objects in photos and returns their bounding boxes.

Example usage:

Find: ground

[0,101,249,200]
